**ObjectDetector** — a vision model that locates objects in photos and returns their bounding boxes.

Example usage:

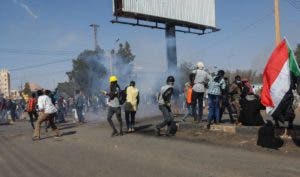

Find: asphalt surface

[0,117,300,177]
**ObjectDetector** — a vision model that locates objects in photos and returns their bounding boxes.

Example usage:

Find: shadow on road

[257,121,284,150]
[257,121,300,149]
[134,124,153,131]
[61,131,77,136]
[40,130,77,141]
[59,123,77,130]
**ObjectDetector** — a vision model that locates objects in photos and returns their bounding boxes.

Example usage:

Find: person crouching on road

[106,76,123,137]
[124,81,139,133]
[155,76,175,136]
[207,70,226,129]
[32,90,60,141]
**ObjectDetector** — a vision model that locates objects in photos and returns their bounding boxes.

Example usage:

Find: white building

[0,69,11,98]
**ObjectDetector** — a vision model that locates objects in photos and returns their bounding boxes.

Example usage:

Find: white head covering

[197,62,204,70]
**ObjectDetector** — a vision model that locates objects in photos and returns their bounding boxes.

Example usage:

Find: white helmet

[197,62,204,69]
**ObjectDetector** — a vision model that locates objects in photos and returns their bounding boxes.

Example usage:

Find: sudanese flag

[261,38,300,115]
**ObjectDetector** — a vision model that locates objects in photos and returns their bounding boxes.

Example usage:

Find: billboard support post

[112,0,220,72]
[165,24,177,70]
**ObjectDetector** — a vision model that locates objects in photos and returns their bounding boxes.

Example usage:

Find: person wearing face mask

[230,75,243,118]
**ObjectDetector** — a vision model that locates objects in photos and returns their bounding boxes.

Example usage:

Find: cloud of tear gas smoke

[13,0,38,19]
[81,36,194,121]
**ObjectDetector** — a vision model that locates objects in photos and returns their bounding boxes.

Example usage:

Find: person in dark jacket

[155,76,175,136]
[239,87,265,126]
[57,96,66,123]
[7,99,17,121]
[219,77,234,123]
[75,90,85,123]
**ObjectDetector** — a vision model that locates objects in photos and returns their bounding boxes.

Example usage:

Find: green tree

[56,82,78,97]
[68,49,107,96]
[116,41,135,64]
[113,41,136,86]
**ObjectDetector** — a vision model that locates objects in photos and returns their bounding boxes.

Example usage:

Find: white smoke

[13,0,38,20]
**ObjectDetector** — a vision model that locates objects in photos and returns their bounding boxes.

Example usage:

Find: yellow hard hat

[109,75,118,83]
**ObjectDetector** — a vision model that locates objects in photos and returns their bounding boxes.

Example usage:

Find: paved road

[0,120,300,177]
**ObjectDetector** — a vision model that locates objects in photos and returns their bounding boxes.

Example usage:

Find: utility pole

[90,24,100,51]
[274,0,281,46]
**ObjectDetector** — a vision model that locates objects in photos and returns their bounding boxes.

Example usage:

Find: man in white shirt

[191,62,211,122]
[33,90,60,140]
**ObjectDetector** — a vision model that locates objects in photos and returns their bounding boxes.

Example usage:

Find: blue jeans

[76,106,84,122]
[208,94,220,124]
[182,103,192,120]
[191,91,204,122]
[157,105,174,130]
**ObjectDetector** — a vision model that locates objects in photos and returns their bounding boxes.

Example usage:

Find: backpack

[118,89,127,105]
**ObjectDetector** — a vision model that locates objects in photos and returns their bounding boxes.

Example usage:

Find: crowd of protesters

[179,62,267,129]
[180,61,297,130]
[0,61,297,140]
[0,94,26,123]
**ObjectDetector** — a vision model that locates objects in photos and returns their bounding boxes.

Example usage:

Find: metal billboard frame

[112,0,220,35]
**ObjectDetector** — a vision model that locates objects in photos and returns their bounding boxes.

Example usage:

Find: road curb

[178,122,300,142]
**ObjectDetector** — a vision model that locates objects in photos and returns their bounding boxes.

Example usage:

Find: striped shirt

[207,77,226,96]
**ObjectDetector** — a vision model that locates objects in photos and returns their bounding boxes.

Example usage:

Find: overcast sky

[0,0,300,90]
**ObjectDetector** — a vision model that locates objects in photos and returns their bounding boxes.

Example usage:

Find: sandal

[32,136,40,141]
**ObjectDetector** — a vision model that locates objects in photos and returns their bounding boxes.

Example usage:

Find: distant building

[0,69,11,98]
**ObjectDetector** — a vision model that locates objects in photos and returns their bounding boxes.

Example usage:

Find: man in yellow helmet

[104,76,123,136]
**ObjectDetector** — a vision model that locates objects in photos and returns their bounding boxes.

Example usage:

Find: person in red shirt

[27,93,38,129]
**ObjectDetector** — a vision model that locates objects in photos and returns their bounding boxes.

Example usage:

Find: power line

[187,8,274,59]
[0,48,78,56]
[10,58,73,72]
[11,69,69,81]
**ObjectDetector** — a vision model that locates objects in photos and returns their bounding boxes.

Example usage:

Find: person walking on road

[155,76,176,136]
[124,81,139,133]
[26,93,38,129]
[192,62,211,123]
[74,90,85,123]
[105,76,123,137]
[32,90,60,141]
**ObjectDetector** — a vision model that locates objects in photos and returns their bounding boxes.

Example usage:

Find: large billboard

[113,0,216,30]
